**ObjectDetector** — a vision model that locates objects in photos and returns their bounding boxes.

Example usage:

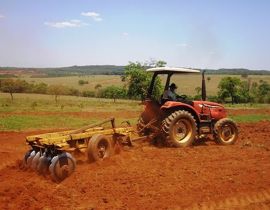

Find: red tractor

[137,67,238,147]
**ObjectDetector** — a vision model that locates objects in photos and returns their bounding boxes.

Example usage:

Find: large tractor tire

[214,118,238,145]
[162,110,197,147]
[87,134,114,162]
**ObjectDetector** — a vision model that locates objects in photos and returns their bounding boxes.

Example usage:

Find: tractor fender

[161,101,200,122]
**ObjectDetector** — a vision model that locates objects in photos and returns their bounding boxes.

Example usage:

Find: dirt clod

[0,120,270,209]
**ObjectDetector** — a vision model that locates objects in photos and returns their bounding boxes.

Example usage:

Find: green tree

[241,73,249,79]
[155,60,167,67]
[68,87,80,96]
[32,82,48,94]
[95,84,102,89]
[258,81,270,96]
[238,81,251,103]
[94,84,102,97]
[82,90,95,97]
[122,61,163,100]
[257,81,270,103]
[193,86,202,100]
[101,86,127,102]
[145,59,167,67]
[217,77,241,104]
[48,84,68,103]
[0,79,28,101]
[195,86,201,95]
[78,80,88,85]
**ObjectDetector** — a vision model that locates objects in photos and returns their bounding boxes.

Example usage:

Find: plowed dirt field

[0,110,270,210]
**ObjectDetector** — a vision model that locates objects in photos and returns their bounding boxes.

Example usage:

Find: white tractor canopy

[146,67,200,74]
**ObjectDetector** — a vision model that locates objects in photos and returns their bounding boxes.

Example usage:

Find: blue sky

[0,0,269,69]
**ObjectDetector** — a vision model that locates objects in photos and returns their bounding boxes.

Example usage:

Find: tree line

[0,61,270,104]
[216,76,270,104]
[0,78,127,102]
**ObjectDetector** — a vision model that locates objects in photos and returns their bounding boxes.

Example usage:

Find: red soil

[0,111,141,119]
[0,115,270,209]
[227,108,270,116]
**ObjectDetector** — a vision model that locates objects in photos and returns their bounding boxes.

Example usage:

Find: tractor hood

[193,100,227,119]
[193,100,225,108]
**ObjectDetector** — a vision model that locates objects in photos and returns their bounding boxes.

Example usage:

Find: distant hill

[0,65,125,77]
[41,65,125,77]
[0,66,270,77]
[205,68,270,75]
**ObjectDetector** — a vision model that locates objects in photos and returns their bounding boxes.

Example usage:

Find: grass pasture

[20,75,123,91]
[0,93,142,130]
[0,93,141,113]
[2,74,269,153]
[0,85,270,131]
[230,114,270,123]
[17,74,270,96]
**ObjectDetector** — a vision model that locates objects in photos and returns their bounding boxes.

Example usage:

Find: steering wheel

[178,94,188,100]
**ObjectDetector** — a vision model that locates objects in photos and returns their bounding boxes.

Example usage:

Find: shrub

[82,90,95,97]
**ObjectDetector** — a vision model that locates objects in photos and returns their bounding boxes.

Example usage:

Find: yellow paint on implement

[26,122,134,150]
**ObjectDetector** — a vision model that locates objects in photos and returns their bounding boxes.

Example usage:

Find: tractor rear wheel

[162,110,197,147]
[214,118,238,145]
[87,134,114,162]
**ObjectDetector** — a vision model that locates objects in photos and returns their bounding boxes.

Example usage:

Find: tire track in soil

[0,151,24,171]
[0,121,270,209]
[185,190,270,210]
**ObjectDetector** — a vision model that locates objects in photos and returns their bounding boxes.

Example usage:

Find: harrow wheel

[87,134,113,162]
[22,149,32,169]
[49,152,76,182]
[31,151,41,170]
[24,150,36,169]
[214,118,238,145]
[37,155,51,175]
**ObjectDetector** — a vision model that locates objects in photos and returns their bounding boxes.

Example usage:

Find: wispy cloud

[122,32,129,37]
[0,14,5,19]
[81,12,103,21]
[44,19,87,28]
[176,43,189,48]
[122,32,129,40]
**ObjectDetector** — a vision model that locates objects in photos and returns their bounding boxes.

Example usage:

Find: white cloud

[122,32,129,40]
[81,12,103,21]
[176,43,188,47]
[44,19,87,28]
[0,14,5,19]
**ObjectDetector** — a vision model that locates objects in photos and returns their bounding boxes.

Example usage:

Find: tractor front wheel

[162,110,197,147]
[214,118,238,145]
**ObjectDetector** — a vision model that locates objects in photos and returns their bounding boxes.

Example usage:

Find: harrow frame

[23,118,135,182]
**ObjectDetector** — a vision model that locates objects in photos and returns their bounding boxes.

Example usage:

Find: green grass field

[18,74,270,96]
[0,93,141,113]
[20,75,123,91]
[0,93,141,130]
[229,114,270,123]
[0,92,269,131]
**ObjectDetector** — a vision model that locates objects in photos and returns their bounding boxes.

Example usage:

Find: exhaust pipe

[201,70,206,101]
